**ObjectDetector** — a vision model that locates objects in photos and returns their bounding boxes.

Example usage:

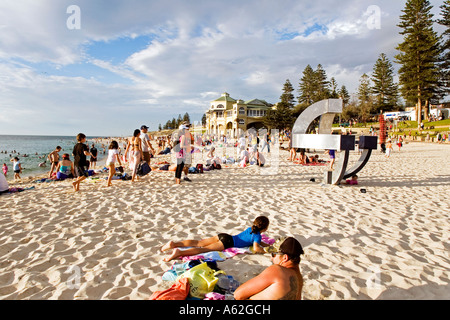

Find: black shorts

[14,170,20,174]
[74,165,88,178]
[218,233,234,249]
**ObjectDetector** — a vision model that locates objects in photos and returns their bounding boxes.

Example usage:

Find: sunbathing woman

[161,216,270,262]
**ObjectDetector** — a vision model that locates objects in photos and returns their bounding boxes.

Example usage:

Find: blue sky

[0,0,447,136]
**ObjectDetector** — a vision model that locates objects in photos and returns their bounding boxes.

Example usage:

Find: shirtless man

[48,146,62,178]
[234,237,304,300]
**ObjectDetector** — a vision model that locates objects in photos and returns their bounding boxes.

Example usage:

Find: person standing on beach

[10,157,22,179]
[174,124,191,185]
[105,141,122,187]
[2,163,8,177]
[124,129,143,182]
[140,125,155,165]
[72,133,91,192]
[47,146,62,178]
[89,144,98,169]
[385,139,393,159]
[234,237,304,300]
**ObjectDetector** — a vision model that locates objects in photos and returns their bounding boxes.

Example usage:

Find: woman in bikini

[161,216,270,262]
[124,129,143,182]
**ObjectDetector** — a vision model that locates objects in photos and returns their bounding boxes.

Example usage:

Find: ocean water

[0,135,105,179]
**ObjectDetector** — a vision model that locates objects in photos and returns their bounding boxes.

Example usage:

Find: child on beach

[2,163,7,177]
[10,157,22,179]
[161,216,270,262]
[72,133,91,192]
[105,141,123,187]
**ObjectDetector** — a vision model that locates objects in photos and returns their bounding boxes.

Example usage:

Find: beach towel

[178,234,275,262]
[149,278,190,300]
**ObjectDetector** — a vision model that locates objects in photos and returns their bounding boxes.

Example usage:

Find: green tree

[183,112,191,124]
[264,102,295,130]
[357,73,375,121]
[371,53,398,112]
[314,64,330,101]
[297,64,316,105]
[280,79,296,108]
[395,0,441,122]
[201,114,207,127]
[438,0,450,95]
[338,85,350,105]
[329,77,339,99]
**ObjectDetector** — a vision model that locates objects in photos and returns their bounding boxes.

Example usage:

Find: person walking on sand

[47,146,62,178]
[140,125,155,165]
[105,141,123,187]
[124,129,143,182]
[72,133,91,192]
[161,216,270,262]
[10,157,22,179]
[234,237,304,300]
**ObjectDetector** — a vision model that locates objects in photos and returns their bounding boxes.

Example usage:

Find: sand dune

[0,141,449,300]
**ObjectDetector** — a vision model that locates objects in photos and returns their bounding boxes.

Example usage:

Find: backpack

[212,162,221,170]
[137,161,151,176]
[196,164,203,173]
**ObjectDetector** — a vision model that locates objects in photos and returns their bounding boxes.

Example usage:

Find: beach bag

[137,161,151,176]
[196,164,203,173]
[177,262,224,299]
[213,162,221,170]
[188,167,199,174]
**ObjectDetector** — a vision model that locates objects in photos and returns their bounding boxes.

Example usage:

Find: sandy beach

[0,141,449,300]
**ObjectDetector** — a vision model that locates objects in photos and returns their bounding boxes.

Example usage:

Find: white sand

[0,141,449,300]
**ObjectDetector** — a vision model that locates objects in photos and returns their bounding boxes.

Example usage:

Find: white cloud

[0,0,446,135]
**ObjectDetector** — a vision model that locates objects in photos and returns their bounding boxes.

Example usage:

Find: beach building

[205,92,274,137]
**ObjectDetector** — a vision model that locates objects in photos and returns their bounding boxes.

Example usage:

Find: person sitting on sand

[234,237,304,300]
[55,154,75,180]
[254,150,265,167]
[345,175,358,185]
[0,171,9,194]
[161,216,270,262]
[151,164,178,172]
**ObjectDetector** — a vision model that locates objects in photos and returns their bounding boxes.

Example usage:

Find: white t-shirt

[239,137,246,148]
[0,173,9,192]
[240,149,249,160]
[140,133,151,152]
[106,149,119,165]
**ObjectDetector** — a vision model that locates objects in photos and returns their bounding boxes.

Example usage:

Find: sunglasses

[271,252,284,258]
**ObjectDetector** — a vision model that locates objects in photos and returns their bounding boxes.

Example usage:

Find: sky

[0,0,447,137]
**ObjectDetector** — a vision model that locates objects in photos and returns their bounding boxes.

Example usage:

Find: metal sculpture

[292,99,377,185]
